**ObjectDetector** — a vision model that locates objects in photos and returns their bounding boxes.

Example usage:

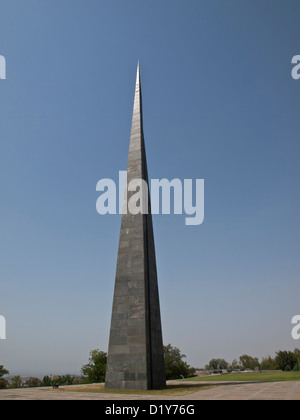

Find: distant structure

[105,63,166,390]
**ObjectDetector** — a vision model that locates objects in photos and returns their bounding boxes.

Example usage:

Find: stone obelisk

[105,63,166,390]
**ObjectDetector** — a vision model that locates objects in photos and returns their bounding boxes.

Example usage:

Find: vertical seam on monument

[142,139,153,391]
[138,68,153,390]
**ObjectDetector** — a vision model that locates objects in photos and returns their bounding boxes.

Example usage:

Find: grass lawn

[54,382,217,396]
[184,371,300,382]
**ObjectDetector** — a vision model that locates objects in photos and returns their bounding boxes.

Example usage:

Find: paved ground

[0,381,299,400]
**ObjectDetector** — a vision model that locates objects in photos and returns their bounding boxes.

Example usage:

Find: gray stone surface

[0,381,300,400]
[105,63,166,390]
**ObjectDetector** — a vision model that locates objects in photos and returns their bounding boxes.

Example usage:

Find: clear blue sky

[0,0,299,376]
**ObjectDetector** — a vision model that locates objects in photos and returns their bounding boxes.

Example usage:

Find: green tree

[164,344,195,380]
[294,348,300,359]
[260,356,277,371]
[275,351,297,371]
[10,376,23,389]
[55,374,82,385]
[0,365,9,389]
[293,348,300,371]
[205,359,229,370]
[239,355,260,370]
[25,377,42,388]
[81,349,107,383]
[229,359,240,370]
[41,376,52,387]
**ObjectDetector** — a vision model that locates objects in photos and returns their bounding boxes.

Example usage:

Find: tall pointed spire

[105,64,166,390]
[136,60,140,86]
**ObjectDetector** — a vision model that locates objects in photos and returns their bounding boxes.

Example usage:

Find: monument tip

[136,61,140,88]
